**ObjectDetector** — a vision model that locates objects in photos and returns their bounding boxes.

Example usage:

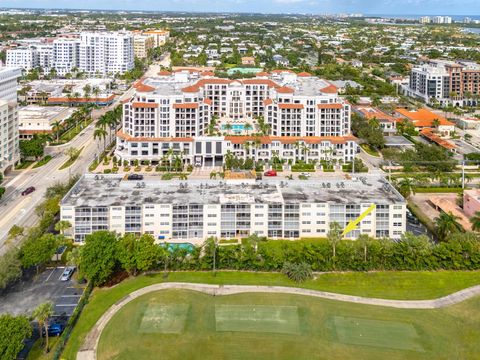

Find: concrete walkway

[77,282,480,360]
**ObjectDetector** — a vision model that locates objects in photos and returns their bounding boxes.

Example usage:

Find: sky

[2,0,480,16]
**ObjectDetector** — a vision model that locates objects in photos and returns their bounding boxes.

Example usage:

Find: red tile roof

[320,84,338,94]
[132,102,159,109]
[278,103,304,110]
[317,103,343,109]
[395,108,454,127]
[173,102,199,109]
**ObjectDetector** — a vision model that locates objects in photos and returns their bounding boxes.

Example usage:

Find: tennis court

[215,305,300,334]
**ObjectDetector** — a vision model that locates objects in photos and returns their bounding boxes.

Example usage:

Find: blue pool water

[160,242,196,253]
[222,124,245,132]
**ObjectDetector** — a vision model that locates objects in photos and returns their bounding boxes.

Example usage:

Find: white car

[300,172,311,178]
[60,266,76,281]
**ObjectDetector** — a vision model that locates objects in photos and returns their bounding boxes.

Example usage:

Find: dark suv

[127,174,144,181]
[21,187,35,196]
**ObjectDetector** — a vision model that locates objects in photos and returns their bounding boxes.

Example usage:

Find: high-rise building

[79,32,134,76]
[406,60,480,106]
[52,38,80,76]
[133,34,155,59]
[6,32,134,77]
[6,47,39,70]
[61,175,406,243]
[115,70,355,165]
[420,16,431,24]
[0,67,22,175]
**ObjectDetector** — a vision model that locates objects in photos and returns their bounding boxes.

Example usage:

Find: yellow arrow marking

[342,204,376,236]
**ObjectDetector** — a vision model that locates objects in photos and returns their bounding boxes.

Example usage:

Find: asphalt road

[0,86,135,253]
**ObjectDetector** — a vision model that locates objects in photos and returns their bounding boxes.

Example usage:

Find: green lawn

[32,155,53,169]
[61,270,480,359]
[360,143,381,157]
[97,289,480,360]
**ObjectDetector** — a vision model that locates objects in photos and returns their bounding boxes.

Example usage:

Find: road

[0,85,136,253]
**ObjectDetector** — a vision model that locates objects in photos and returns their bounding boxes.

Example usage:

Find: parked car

[127,174,144,181]
[60,266,75,281]
[42,323,64,337]
[21,187,35,196]
[264,170,277,177]
[300,172,311,178]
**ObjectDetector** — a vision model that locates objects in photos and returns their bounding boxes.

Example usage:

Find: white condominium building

[406,60,480,106]
[79,32,134,76]
[6,47,39,71]
[6,32,134,77]
[0,67,22,175]
[52,38,80,76]
[116,70,354,164]
[0,67,22,102]
[61,175,406,243]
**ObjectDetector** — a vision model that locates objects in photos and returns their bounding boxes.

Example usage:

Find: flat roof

[61,175,405,208]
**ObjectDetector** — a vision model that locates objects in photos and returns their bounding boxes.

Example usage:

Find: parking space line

[60,295,82,298]
[56,304,79,307]
[45,268,57,282]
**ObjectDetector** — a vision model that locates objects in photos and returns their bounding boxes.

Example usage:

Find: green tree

[20,233,58,273]
[7,225,24,242]
[19,136,45,160]
[470,211,480,232]
[397,178,415,198]
[327,222,342,260]
[54,220,71,236]
[79,231,118,286]
[0,248,22,290]
[435,211,463,242]
[0,314,32,359]
[32,302,54,353]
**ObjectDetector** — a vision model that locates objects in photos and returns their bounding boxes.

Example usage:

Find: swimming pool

[160,242,196,253]
[222,124,245,132]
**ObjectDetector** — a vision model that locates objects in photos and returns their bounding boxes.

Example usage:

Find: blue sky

[2,0,480,15]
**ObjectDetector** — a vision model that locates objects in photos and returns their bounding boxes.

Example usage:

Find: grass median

[61,270,480,359]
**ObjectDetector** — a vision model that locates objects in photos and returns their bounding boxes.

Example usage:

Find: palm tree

[397,178,415,198]
[470,211,480,232]
[94,127,108,153]
[244,122,253,135]
[224,123,232,135]
[327,221,342,260]
[51,121,63,142]
[435,211,462,242]
[32,302,54,354]
[55,220,71,236]
[92,86,100,102]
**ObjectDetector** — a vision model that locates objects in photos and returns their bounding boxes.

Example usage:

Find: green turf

[61,270,480,360]
[139,304,189,334]
[97,289,480,360]
[333,316,423,351]
[215,305,300,334]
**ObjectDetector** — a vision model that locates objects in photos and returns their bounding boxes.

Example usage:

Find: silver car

[60,266,75,281]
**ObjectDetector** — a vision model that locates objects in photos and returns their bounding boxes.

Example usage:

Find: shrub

[281,262,313,283]
[103,169,112,174]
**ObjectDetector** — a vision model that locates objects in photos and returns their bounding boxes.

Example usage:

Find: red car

[264,170,277,177]
[21,186,35,196]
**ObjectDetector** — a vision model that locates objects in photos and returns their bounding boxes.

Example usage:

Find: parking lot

[0,266,85,316]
